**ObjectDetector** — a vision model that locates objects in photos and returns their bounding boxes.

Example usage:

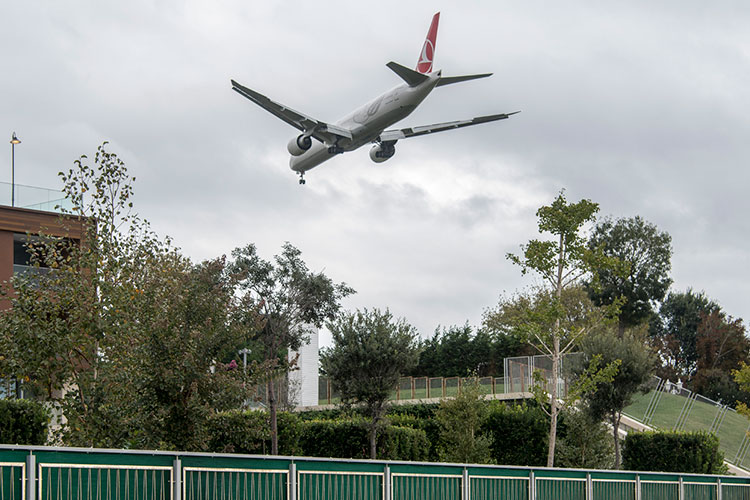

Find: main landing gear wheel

[298,173,306,185]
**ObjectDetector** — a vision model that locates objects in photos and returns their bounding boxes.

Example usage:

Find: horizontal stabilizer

[387,61,429,87]
[435,73,493,87]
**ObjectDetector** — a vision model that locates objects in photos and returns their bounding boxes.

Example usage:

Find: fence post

[172,458,182,500]
[586,473,592,500]
[384,465,391,500]
[462,468,469,500]
[635,475,641,500]
[411,378,415,399]
[717,478,722,500]
[289,463,297,500]
[529,471,535,500]
[679,476,684,500]
[26,453,36,500]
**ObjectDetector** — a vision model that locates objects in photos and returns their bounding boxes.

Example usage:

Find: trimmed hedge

[207,410,301,455]
[622,431,727,474]
[483,402,550,466]
[0,398,49,445]
[298,419,428,460]
[208,410,427,461]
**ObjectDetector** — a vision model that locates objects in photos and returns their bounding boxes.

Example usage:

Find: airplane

[231,12,519,185]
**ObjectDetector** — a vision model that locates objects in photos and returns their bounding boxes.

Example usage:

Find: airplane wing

[377,112,519,142]
[231,80,352,144]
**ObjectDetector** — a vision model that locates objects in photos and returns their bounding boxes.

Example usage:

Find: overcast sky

[2,1,749,346]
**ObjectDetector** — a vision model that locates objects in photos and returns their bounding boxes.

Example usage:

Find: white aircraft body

[232,13,518,184]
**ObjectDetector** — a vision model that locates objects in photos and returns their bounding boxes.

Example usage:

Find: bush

[0,399,49,445]
[207,410,301,455]
[388,412,441,461]
[555,409,614,469]
[483,402,549,466]
[622,431,727,474]
[298,418,428,460]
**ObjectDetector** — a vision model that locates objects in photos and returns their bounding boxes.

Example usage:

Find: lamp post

[238,348,252,373]
[10,132,20,207]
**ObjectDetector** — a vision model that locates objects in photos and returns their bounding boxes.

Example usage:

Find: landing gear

[298,172,306,185]
[327,145,344,154]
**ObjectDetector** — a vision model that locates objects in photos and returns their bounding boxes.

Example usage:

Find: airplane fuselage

[289,73,440,173]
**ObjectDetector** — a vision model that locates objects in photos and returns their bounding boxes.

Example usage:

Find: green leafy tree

[411,324,524,377]
[0,143,252,449]
[587,216,672,334]
[321,308,420,459]
[506,191,625,467]
[555,408,614,469]
[650,289,719,379]
[435,376,493,464]
[229,243,355,454]
[577,328,655,469]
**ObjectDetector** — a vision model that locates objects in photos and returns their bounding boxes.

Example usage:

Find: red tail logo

[417,12,440,74]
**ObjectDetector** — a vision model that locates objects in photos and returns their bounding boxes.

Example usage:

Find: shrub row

[207,410,428,460]
[622,431,727,474]
[0,398,49,445]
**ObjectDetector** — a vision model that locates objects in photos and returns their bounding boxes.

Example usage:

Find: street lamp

[10,132,20,207]
[238,348,252,372]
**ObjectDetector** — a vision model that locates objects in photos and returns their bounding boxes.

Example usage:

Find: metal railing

[1,445,748,500]
[0,182,72,213]
[623,375,750,472]
[317,376,507,406]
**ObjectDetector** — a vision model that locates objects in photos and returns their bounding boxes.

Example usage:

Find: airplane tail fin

[417,12,440,74]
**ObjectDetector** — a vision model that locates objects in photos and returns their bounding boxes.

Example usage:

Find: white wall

[288,327,319,408]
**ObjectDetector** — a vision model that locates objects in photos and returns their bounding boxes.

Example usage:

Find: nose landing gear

[298,172,306,185]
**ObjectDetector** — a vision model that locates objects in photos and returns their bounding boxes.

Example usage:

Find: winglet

[417,12,440,74]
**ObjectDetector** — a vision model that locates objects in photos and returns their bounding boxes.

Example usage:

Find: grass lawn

[624,389,750,466]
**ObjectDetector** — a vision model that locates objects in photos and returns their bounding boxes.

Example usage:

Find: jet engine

[369,142,396,163]
[287,134,312,156]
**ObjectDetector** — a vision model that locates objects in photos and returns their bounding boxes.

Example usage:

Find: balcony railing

[0,181,72,213]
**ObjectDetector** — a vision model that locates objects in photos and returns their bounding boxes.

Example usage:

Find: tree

[587,216,672,334]
[577,328,655,469]
[410,324,525,377]
[321,308,420,459]
[435,376,493,464]
[0,143,253,449]
[555,408,614,469]
[649,289,719,379]
[104,256,252,451]
[229,243,354,454]
[505,191,624,466]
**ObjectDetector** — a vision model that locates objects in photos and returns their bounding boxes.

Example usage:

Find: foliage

[0,144,252,450]
[207,410,302,455]
[483,402,550,466]
[555,408,614,469]
[321,308,420,459]
[695,311,749,375]
[297,419,428,461]
[229,242,354,454]
[410,324,525,377]
[485,286,609,354]
[0,399,49,445]
[388,412,442,461]
[435,377,493,464]
[622,431,727,474]
[587,216,672,332]
[695,369,750,408]
[506,191,618,467]
[649,289,719,379]
[577,328,655,468]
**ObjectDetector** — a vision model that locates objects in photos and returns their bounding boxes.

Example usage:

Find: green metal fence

[1,446,749,500]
